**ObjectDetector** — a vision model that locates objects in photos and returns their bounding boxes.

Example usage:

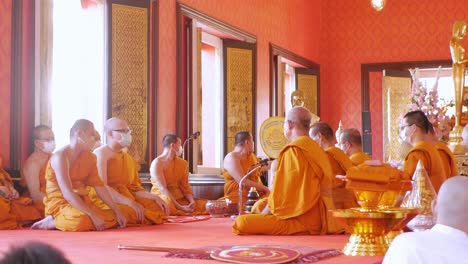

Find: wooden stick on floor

[117,245,209,254]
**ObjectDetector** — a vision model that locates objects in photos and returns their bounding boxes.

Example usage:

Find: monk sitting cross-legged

[150,134,208,215]
[31,119,127,231]
[338,128,371,166]
[21,125,56,217]
[232,107,343,235]
[0,157,42,229]
[220,131,270,210]
[309,122,357,209]
[94,117,169,225]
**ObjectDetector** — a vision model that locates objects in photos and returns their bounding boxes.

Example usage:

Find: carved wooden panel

[110,3,149,168]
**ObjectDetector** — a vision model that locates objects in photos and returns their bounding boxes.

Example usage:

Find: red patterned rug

[165,244,342,263]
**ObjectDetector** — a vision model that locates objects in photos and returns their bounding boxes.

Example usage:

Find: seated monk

[150,134,208,215]
[0,156,42,229]
[221,131,269,209]
[94,117,169,224]
[21,125,56,217]
[31,119,127,231]
[233,107,342,235]
[338,128,371,166]
[309,122,357,209]
[400,110,447,192]
[424,124,458,178]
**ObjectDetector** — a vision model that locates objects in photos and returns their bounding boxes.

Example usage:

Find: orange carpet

[0,218,383,264]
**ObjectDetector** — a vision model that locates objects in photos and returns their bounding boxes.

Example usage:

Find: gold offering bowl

[332,208,410,256]
[382,207,420,243]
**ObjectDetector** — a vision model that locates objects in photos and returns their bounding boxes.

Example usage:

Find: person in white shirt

[383,176,468,264]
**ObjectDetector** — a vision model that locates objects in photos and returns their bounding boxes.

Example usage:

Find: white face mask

[118,132,132,147]
[42,140,56,154]
[399,127,408,143]
[176,146,183,157]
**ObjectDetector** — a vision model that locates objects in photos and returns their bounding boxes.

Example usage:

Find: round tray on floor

[210,246,300,264]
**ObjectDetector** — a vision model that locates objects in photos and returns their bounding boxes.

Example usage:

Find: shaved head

[104,117,128,133]
[286,106,312,130]
[33,125,52,140]
[435,176,468,232]
[309,121,334,140]
[340,128,362,146]
[69,119,94,138]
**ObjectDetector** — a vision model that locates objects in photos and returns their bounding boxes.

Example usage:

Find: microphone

[252,158,273,167]
[192,131,201,140]
[182,131,201,161]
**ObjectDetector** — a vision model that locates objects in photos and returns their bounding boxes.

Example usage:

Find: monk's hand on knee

[130,201,145,222]
[89,213,106,231]
[155,198,170,215]
[113,208,128,229]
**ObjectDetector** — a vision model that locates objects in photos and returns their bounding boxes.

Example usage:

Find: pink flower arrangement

[403,67,453,141]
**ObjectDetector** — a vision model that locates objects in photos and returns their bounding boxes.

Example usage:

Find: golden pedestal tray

[332,208,415,256]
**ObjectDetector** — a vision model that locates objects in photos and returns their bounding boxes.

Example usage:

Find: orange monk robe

[44,152,123,231]
[349,151,371,166]
[325,147,357,209]
[434,142,459,178]
[404,141,447,193]
[107,152,167,224]
[221,153,267,205]
[151,157,207,216]
[233,136,343,235]
[0,168,41,229]
[19,161,48,217]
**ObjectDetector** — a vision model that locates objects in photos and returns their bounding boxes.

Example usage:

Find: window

[51,1,105,148]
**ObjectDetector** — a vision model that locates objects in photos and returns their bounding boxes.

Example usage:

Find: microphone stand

[237,164,264,217]
[182,136,195,161]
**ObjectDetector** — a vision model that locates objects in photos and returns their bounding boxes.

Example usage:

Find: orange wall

[320,0,468,159]
[0,0,12,166]
[157,0,322,154]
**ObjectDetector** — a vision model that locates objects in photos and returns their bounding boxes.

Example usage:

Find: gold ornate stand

[455,154,468,176]
[332,208,410,256]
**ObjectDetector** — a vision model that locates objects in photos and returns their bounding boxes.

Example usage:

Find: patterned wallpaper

[0,0,11,166]
[158,0,322,154]
[320,0,468,159]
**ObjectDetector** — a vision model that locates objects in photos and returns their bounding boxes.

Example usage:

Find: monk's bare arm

[52,152,95,216]
[150,159,182,208]
[94,149,137,206]
[223,154,270,194]
[22,158,45,202]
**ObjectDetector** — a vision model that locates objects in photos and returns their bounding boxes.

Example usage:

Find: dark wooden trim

[269,43,320,117]
[360,59,452,155]
[178,3,256,44]
[270,43,319,69]
[10,0,23,171]
[223,39,257,156]
[150,0,159,163]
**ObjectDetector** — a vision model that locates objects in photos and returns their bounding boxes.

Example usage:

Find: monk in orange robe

[221,131,269,210]
[233,107,342,235]
[309,122,357,209]
[150,133,208,215]
[94,118,169,224]
[21,125,56,217]
[400,111,447,192]
[424,124,459,178]
[31,119,127,231]
[338,128,371,166]
[0,157,42,229]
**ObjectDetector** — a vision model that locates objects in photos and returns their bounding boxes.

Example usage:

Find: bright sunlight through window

[51,1,105,148]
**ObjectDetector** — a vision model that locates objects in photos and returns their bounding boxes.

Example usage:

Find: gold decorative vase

[332,208,408,256]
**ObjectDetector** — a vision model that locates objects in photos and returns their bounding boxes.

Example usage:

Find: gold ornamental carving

[111,4,148,166]
[226,47,253,153]
[296,74,318,114]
